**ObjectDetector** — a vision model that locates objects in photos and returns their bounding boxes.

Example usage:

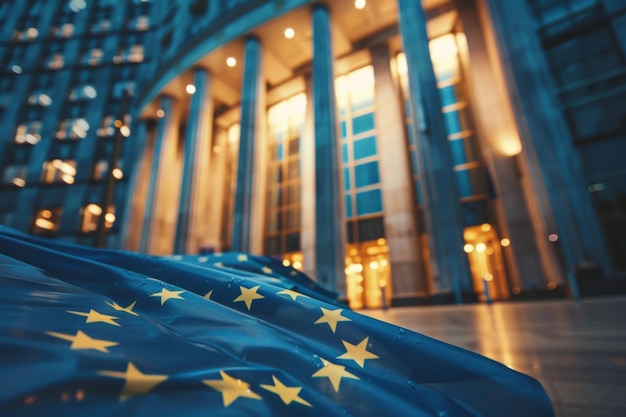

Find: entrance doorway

[345,239,391,309]
[463,224,509,301]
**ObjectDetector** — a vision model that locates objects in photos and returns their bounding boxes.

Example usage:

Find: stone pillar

[311,4,346,295]
[482,0,613,276]
[397,0,473,301]
[232,36,266,254]
[139,95,181,254]
[174,67,213,254]
[457,2,557,290]
[203,128,228,252]
[371,43,426,298]
[120,118,150,251]
[300,76,317,278]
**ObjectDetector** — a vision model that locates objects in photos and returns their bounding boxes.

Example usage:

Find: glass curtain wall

[336,66,391,309]
[263,93,306,266]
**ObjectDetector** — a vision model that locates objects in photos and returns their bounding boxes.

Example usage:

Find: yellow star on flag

[203,371,261,407]
[312,358,359,392]
[99,362,168,401]
[337,337,379,368]
[214,261,224,268]
[67,309,120,327]
[233,285,264,310]
[46,330,118,353]
[237,254,248,262]
[204,290,213,300]
[150,288,185,305]
[261,375,311,407]
[277,289,301,301]
[106,301,138,316]
[314,307,351,333]
[261,266,272,274]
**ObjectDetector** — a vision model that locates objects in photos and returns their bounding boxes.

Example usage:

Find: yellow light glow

[226,57,237,67]
[185,84,196,94]
[476,243,486,253]
[354,0,366,9]
[548,234,559,242]
[87,204,102,215]
[61,174,75,184]
[369,261,379,270]
[480,223,491,232]
[379,279,387,287]
[282,259,291,267]
[41,210,52,219]
[120,125,131,137]
[284,28,295,39]
[498,137,523,156]
[292,261,302,270]
[463,243,474,253]
[104,213,116,223]
[377,238,386,245]
[156,109,165,118]
[35,218,55,230]
[12,177,26,187]
[112,168,123,179]
[483,273,493,282]
[500,238,510,247]
[429,33,458,65]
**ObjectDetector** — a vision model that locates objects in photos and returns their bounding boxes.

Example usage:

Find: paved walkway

[363,296,626,417]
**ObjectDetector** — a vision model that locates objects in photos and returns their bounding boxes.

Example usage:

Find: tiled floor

[363,296,626,417]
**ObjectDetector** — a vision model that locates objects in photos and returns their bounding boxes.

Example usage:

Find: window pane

[352,113,375,135]
[354,161,380,188]
[356,189,383,215]
[353,135,377,160]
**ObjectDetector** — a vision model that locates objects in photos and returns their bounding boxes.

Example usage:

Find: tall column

[138,96,180,254]
[483,0,613,276]
[397,0,472,301]
[204,128,228,252]
[457,2,557,290]
[371,43,426,298]
[232,36,266,254]
[121,118,150,251]
[300,76,317,278]
[174,67,213,254]
[312,4,345,294]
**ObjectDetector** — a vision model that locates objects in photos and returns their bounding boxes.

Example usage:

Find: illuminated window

[114,44,144,64]
[48,53,65,70]
[81,204,115,233]
[14,121,42,144]
[336,65,384,226]
[42,159,77,184]
[264,93,306,256]
[131,15,150,31]
[92,159,109,180]
[69,85,98,101]
[2,164,27,187]
[14,27,39,41]
[33,208,62,236]
[56,118,90,139]
[82,48,104,66]
[52,23,74,38]
[97,116,116,137]
[28,92,53,107]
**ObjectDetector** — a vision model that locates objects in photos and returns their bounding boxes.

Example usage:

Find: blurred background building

[1,0,625,308]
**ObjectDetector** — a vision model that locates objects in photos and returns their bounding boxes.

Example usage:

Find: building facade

[1,0,625,308]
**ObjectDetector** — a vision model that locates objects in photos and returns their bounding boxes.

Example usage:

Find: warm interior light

[87,204,102,215]
[226,57,237,67]
[500,238,510,247]
[463,243,474,253]
[185,84,196,94]
[156,109,165,118]
[354,0,366,9]
[284,27,295,39]
[112,168,123,179]
[476,243,487,253]
[480,223,491,232]
[282,259,291,267]
[120,125,131,137]
[12,177,26,187]
[35,217,55,230]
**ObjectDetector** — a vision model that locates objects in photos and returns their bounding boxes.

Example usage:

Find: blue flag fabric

[0,226,554,416]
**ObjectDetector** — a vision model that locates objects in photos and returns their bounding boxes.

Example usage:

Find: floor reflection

[363,296,626,417]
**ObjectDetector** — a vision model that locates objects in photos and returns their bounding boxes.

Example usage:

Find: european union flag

[0,226,553,416]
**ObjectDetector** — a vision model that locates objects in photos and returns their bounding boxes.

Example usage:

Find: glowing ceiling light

[156,109,165,118]
[354,0,366,9]
[284,27,295,39]
[112,168,124,179]
[185,84,196,94]
[226,57,237,67]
